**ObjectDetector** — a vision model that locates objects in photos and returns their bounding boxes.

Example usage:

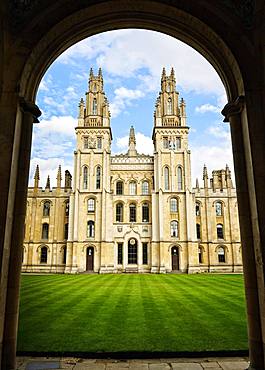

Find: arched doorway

[128,238,138,264]
[86,247,94,271]
[171,246,180,271]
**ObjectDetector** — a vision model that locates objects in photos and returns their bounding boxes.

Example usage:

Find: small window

[41,223,49,240]
[217,224,224,239]
[84,137,88,149]
[167,97,172,114]
[195,202,200,216]
[177,166,183,191]
[43,201,50,217]
[218,247,225,263]
[96,166,101,189]
[129,204,136,222]
[142,181,149,195]
[170,220,178,237]
[118,243,123,265]
[142,243,148,264]
[97,137,102,149]
[142,203,149,222]
[87,221,95,238]
[92,98,97,115]
[116,203,123,222]
[129,181,137,195]
[176,138,181,149]
[116,181,123,195]
[216,202,223,216]
[65,202,69,216]
[164,167,169,190]
[198,247,203,264]
[163,137,169,149]
[170,198,178,213]
[64,223,68,240]
[40,246,48,264]
[87,198,95,212]
[196,223,201,239]
[83,166,88,189]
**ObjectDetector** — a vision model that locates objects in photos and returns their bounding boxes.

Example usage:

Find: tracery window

[87,198,95,212]
[167,97,173,114]
[129,181,137,195]
[116,181,123,195]
[177,166,183,191]
[142,181,149,195]
[84,137,88,149]
[116,203,123,222]
[43,201,50,217]
[164,166,169,190]
[83,166,88,189]
[92,98,97,115]
[170,198,178,213]
[97,137,102,149]
[215,202,223,216]
[176,137,181,149]
[163,137,169,149]
[142,203,149,222]
[129,204,136,222]
[40,246,48,264]
[217,224,224,239]
[87,221,95,238]
[96,166,101,189]
[170,220,179,237]
[218,246,225,263]
[41,223,49,240]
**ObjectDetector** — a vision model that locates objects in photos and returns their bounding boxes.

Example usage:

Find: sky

[31,29,234,188]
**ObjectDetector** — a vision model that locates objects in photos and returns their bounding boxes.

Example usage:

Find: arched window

[195,202,200,216]
[97,137,102,149]
[62,246,67,264]
[142,203,149,222]
[87,198,95,212]
[170,220,178,237]
[176,137,181,149]
[167,97,172,114]
[198,246,203,264]
[41,223,49,240]
[92,98,97,115]
[170,198,178,212]
[177,166,183,190]
[40,246,48,264]
[142,181,149,195]
[64,223,68,239]
[164,166,169,190]
[116,203,123,222]
[128,239,137,264]
[87,221,95,238]
[43,201,50,217]
[84,137,88,149]
[96,166,101,189]
[129,181,137,195]
[218,246,226,263]
[217,224,224,239]
[196,223,201,239]
[129,204,136,222]
[65,201,69,216]
[116,181,123,195]
[83,166,88,189]
[215,201,223,216]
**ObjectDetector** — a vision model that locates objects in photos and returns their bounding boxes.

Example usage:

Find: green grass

[17,274,248,353]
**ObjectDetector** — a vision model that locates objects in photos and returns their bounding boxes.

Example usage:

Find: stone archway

[1,2,265,369]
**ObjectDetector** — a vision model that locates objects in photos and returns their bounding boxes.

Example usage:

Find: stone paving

[16,357,250,370]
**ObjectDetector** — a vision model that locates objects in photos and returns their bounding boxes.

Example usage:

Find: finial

[45,175,50,190]
[98,67,103,78]
[161,67,166,79]
[129,125,136,145]
[34,164,40,180]
[89,67,94,78]
[79,98,84,106]
[57,165,62,181]
[170,67,175,78]
[203,164,208,179]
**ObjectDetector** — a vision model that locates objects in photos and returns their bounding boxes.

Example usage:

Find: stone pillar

[222,96,264,370]
[1,98,41,370]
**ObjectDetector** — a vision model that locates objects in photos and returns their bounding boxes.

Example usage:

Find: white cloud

[115,132,153,155]
[109,87,145,118]
[208,124,230,141]
[195,103,220,114]
[36,115,76,137]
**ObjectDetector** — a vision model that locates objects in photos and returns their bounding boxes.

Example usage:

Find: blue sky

[31,29,233,187]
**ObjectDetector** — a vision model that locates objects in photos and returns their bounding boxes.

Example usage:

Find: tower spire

[128,125,137,156]
[34,165,40,189]
[45,175,50,190]
[89,67,94,79]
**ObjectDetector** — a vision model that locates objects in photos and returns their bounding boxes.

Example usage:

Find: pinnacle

[34,164,40,180]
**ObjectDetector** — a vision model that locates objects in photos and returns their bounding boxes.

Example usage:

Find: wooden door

[171,247,179,270]
[86,247,94,271]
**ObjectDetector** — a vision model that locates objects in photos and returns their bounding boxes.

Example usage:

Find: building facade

[22,68,242,274]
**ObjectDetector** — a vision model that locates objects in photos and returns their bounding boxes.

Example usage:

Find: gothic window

[116,181,123,195]
[142,243,148,264]
[176,138,181,149]
[195,202,200,216]
[41,223,49,240]
[117,243,123,264]
[129,181,137,195]
[164,166,169,190]
[170,198,178,213]
[142,203,149,222]
[43,201,50,217]
[97,137,102,149]
[62,246,67,264]
[217,224,224,239]
[218,246,226,263]
[87,198,95,212]
[128,239,137,264]
[142,181,149,195]
[177,166,183,191]
[198,246,203,264]
[129,204,136,222]
[96,166,101,189]
[40,246,48,264]
[92,98,97,115]
[83,166,88,189]
[167,97,173,114]
[64,223,68,240]
[65,201,69,216]
[196,223,201,239]
[170,220,178,237]
[87,221,95,238]
[163,137,169,149]
[215,202,223,216]
[84,137,88,149]
[116,203,123,222]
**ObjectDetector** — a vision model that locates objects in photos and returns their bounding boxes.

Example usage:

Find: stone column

[2,98,41,370]
[222,96,263,370]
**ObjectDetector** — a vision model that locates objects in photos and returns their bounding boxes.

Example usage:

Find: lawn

[17,274,248,354]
